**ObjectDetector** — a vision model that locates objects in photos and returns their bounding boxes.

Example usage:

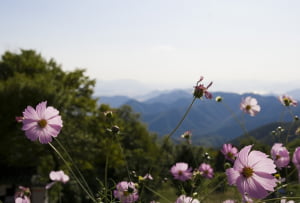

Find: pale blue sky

[1,0,300,93]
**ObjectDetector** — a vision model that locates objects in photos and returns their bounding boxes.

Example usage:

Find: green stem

[143,185,172,203]
[49,143,97,202]
[200,177,227,201]
[221,102,249,137]
[105,154,108,203]
[166,97,196,140]
[115,133,132,182]
[54,138,94,198]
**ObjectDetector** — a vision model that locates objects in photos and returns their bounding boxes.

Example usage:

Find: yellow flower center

[227,152,234,159]
[283,98,290,106]
[242,167,253,178]
[38,119,47,128]
[245,105,251,111]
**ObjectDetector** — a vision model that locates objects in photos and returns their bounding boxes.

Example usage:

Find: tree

[0,49,160,202]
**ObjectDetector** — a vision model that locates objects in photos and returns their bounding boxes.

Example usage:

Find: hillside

[98,90,300,147]
[232,121,300,146]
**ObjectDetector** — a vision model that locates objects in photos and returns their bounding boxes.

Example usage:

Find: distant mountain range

[97,89,300,147]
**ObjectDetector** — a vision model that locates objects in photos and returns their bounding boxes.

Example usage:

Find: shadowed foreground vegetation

[1,49,300,202]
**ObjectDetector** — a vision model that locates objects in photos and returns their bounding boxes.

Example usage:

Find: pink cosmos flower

[221,143,238,162]
[279,95,297,107]
[46,170,69,189]
[170,162,193,181]
[222,200,236,203]
[292,147,300,182]
[175,195,200,203]
[113,181,139,203]
[15,196,31,203]
[199,163,214,179]
[242,194,253,203]
[271,143,290,169]
[226,145,277,199]
[50,170,69,183]
[21,101,63,144]
[193,76,213,99]
[240,96,261,116]
[14,186,31,203]
[281,197,295,203]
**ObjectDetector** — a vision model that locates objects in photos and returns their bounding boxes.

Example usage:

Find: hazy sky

[1,0,300,93]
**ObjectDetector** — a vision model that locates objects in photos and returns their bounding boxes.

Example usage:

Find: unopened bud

[15,116,24,123]
[104,111,113,118]
[295,127,300,135]
[111,125,120,134]
[215,96,223,102]
[224,162,232,169]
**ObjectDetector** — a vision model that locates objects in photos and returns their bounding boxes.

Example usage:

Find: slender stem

[104,154,108,203]
[221,102,249,137]
[115,133,132,182]
[143,185,172,203]
[166,97,197,140]
[54,138,94,198]
[49,143,97,202]
[285,107,297,145]
[200,177,227,201]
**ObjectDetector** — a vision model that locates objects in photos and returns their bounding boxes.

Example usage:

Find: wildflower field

[1,50,300,203]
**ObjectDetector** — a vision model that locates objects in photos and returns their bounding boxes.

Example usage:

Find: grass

[155,182,241,203]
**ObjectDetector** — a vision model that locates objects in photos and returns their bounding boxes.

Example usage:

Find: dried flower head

[193,76,213,99]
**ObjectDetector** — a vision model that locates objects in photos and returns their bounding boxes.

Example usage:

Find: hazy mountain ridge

[97,89,300,147]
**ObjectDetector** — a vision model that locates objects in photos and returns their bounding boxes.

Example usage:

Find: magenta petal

[47,116,63,127]
[36,101,47,118]
[45,106,60,120]
[234,145,252,170]
[22,119,37,131]
[226,168,239,185]
[25,126,40,141]
[252,172,277,191]
[39,134,52,144]
[23,106,39,120]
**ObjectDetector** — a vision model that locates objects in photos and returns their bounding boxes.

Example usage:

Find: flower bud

[104,111,113,118]
[111,125,120,134]
[215,96,223,102]
[224,162,232,169]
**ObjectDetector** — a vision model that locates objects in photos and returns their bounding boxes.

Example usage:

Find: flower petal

[23,105,39,120]
[36,101,47,118]
[234,145,252,170]
[226,168,239,185]
[252,172,277,191]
